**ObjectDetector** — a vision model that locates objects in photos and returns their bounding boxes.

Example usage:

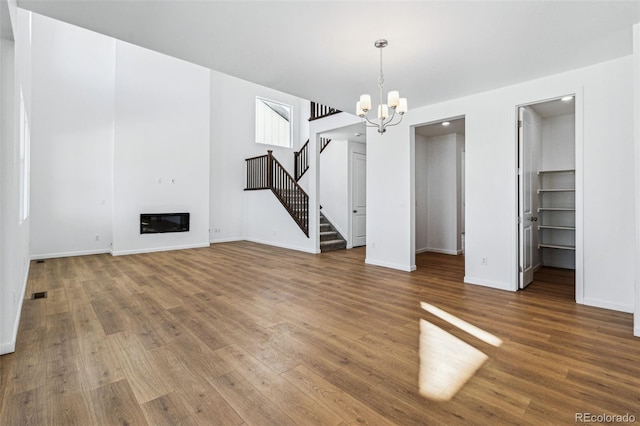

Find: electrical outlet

[481,257,488,265]
[95,235,100,241]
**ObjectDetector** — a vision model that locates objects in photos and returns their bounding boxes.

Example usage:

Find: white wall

[367,122,414,271]
[1,7,31,355]
[309,112,363,253]
[209,69,312,248]
[244,190,314,253]
[456,133,465,251]
[633,23,640,336]
[320,139,348,239]
[30,15,211,257]
[112,41,210,255]
[30,13,115,258]
[371,55,635,312]
[415,133,462,255]
[415,134,428,252]
[28,13,317,259]
[541,114,575,170]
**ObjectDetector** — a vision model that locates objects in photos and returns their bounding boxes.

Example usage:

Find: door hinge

[518,120,523,128]
[519,266,523,273]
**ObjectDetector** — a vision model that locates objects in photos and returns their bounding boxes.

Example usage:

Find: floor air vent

[31,291,47,300]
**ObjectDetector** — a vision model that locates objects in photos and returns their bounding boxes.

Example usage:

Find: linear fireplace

[140,213,190,234]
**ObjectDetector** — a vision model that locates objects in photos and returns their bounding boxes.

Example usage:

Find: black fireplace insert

[140,213,190,234]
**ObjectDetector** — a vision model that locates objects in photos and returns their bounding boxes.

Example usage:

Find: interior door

[518,107,535,288]
[352,152,367,247]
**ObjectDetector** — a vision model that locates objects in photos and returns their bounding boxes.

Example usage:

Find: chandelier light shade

[356,39,408,134]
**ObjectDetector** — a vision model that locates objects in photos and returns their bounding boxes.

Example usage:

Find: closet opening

[516,96,576,300]
[414,117,466,271]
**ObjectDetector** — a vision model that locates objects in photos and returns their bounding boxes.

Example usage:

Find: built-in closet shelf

[537,169,575,174]
[539,225,575,231]
[537,189,575,193]
[538,243,576,251]
[537,169,576,259]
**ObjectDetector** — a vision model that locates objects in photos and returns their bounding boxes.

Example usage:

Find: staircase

[320,212,347,252]
[245,150,309,237]
[244,100,343,241]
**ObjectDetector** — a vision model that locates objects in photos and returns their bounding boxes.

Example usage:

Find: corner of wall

[633,23,640,336]
[0,262,29,355]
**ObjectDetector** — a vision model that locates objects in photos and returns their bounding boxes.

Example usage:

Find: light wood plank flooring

[1,241,638,425]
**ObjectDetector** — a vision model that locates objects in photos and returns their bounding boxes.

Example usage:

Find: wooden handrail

[309,101,341,121]
[320,137,332,154]
[245,151,309,237]
[294,140,309,182]
[271,153,309,236]
[294,137,332,181]
[245,154,269,190]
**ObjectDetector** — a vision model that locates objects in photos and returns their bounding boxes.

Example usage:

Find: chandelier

[356,39,408,134]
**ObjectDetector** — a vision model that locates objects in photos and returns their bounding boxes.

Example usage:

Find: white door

[352,152,367,247]
[518,107,536,288]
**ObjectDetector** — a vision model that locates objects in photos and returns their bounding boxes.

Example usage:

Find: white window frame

[255,96,293,148]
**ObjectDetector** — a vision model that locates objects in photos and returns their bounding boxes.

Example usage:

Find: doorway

[517,96,577,296]
[318,123,366,251]
[351,149,367,247]
[414,117,466,266]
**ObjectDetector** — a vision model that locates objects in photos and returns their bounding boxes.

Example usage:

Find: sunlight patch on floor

[418,303,503,401]
[421,302,503,347]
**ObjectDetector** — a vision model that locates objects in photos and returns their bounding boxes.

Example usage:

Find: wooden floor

[1,242,638,425]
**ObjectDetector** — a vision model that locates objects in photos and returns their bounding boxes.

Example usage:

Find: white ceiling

[18,1,640,114]
[321,122,367,144]
[528,96,575,118]
[415,117,466,139]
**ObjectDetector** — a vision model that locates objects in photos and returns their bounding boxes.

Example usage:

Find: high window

[255,97,292,148]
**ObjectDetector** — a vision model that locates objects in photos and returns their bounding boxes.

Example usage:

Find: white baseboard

[31,248,111,260]
[210,237,243,244]
[417,247,462,255]
[634,326,640,338]
[111,242,210,256]
[0,264,30,355]
[582,297,634,313]
[464,276,514,292]
[365,258,416,272]
[244,238,319,254]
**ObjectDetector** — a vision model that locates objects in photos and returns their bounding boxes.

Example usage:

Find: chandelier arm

[382,114,405,128]
[362,115,381,128]
[385,106,397,124]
